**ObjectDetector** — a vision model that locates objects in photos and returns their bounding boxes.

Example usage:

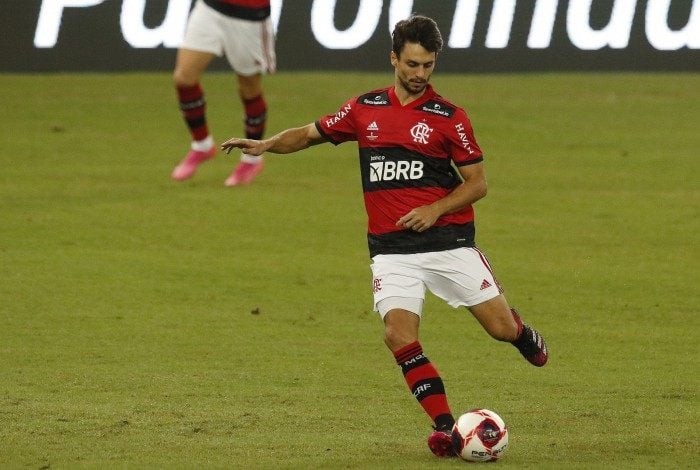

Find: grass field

[1,71,698,469]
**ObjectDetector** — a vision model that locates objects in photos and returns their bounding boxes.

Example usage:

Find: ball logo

[369,160,424,182]
[410,122,433,144]
[478,421,502,445]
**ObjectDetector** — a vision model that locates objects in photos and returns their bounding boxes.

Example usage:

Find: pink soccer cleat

[224,159,264,186]
[171,146,217,181]
[428,429,457,457]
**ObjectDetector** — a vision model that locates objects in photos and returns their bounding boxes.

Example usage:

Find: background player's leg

[225,73,267,186]
[171,49,217,181]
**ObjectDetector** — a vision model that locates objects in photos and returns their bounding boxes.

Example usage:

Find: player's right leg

[421,247,548,367]
[509,307,549,367]
[469,295,548,367]
[171,48,217,181]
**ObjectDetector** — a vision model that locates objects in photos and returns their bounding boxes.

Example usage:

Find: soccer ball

[451,409,509,462]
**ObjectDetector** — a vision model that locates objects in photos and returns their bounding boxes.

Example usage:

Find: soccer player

[171,0,275,186]
[221,15,548,457]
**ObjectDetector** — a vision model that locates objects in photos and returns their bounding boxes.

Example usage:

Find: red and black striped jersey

[202,0,270,21]
[316,84,484,257]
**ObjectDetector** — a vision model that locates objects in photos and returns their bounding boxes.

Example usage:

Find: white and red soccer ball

[451,409,509,462]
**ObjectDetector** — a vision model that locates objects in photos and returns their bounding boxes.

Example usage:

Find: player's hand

[396,206,440,232]
[220,137,267,156]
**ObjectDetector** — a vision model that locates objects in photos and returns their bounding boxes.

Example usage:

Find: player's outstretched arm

[221,123,325,156]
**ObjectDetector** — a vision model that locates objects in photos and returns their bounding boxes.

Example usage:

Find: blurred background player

[171,0,275,186]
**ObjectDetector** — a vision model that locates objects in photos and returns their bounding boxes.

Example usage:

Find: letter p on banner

[35,0,107,48]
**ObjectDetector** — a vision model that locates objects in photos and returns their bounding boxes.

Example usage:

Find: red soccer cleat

[427,429,457,457]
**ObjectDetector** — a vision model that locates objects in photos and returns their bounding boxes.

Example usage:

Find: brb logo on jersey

[410,122,433,144]
[369,155,424,182]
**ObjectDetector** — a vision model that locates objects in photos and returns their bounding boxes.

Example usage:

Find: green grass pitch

[0,71,698,468]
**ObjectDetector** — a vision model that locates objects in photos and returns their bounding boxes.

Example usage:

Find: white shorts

[181,1,276,75]
[370,247,503,318]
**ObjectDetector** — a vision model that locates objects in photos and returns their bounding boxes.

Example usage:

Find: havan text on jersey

[325,103,352,127]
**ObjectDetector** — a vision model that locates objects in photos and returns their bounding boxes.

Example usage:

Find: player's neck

[393,85,426,106]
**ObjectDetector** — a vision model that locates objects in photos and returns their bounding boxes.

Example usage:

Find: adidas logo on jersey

[369,160,424,182]
[480,279,492,290]
[366,121,379,141]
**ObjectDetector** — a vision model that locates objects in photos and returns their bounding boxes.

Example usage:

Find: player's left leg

[225,73,266,186]
[372,255,457,456]
[469,295,548,367]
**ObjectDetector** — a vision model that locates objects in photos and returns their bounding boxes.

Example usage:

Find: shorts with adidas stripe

[370,247,503,318]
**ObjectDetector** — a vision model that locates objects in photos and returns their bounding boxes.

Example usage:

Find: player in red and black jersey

[171,0,275,186]
[317,83,483,258]
[221,15,548,457]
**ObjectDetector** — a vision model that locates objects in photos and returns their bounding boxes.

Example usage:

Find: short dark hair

[392,15,443,57]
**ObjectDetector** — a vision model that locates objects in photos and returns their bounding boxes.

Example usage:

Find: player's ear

[390,51,398,67]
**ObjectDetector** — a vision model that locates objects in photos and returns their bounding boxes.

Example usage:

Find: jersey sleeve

[315,97,358,146]
[449,108,483,166]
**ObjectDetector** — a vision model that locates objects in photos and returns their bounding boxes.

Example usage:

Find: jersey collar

[388,84,436,108]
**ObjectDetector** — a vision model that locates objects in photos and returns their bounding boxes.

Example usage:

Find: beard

[398,76,429,95]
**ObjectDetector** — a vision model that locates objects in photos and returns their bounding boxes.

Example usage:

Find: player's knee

[173,69,198,88]
[384,325,417,352]
[237,74,263,99]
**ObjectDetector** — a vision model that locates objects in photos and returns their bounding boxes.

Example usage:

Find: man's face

[391,42,436,96]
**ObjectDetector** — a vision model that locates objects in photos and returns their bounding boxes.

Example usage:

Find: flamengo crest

[410,122,433,144]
